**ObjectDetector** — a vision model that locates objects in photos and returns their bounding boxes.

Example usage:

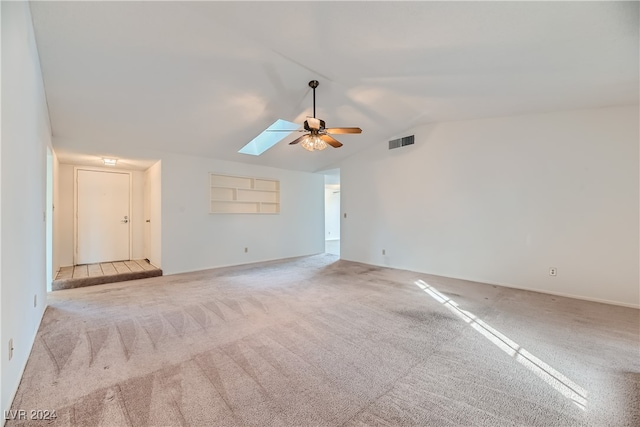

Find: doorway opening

[324,170,340,256]
[51,161,163,291]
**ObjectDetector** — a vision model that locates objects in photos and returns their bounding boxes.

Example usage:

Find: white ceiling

[30,1,639,172]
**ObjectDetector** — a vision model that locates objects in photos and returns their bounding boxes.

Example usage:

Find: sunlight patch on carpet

[414,279,587,410]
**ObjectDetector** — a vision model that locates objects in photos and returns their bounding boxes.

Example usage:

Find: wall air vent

[389,135,414,150]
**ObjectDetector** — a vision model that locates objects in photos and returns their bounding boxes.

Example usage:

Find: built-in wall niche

[209,173,280,214]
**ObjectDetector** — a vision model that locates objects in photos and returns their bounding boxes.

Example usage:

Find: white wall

[57,165,145,266]
[144,160,162,268]
[325,186,340,240]
[1,0,51,417]
[341,105,639,308]
[161,153,324,275]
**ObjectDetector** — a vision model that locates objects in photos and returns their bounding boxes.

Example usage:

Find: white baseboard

[163,252,325,277]
[340,257,639,309]
[448,275,640,309]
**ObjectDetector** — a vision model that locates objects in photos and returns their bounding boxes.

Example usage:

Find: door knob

[121,215,129,224]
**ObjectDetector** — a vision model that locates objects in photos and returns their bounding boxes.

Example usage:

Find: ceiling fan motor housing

[304,118,325,131]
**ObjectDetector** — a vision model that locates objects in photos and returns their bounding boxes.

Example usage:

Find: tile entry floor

[53,259,162,291]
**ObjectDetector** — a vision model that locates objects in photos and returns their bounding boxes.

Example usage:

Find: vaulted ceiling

[30,1,639,172]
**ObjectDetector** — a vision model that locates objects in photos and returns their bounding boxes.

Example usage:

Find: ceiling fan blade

[325,127,362,134]
[265,129,305,132]
[289,134,309,145]
[320,134,343,148]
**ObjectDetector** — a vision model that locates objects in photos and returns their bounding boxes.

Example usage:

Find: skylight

[238,119,299,156]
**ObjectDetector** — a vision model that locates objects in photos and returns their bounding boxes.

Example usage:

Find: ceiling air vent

[389,135,414,150]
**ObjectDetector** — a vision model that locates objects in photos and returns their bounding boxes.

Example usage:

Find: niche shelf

[210,173,280,214]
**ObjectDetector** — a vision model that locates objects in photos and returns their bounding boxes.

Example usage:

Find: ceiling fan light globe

[312,135,328,151]
[300,136,314,151]
[301,142,315,151]
[300,135,327,151]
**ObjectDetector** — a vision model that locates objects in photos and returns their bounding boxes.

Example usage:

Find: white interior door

[77,169,130,264]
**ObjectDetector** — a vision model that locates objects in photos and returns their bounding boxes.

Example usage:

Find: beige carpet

[8,255,639,426]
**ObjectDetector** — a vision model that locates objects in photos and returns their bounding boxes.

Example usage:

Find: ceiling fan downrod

[309,80,319,118]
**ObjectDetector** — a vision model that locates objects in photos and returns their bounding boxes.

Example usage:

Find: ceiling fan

[272,80,362,151]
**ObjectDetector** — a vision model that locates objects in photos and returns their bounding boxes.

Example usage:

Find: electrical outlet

[549,267,557,276]
[244,247,248,253]
[9,339,13,361]
[34,294,37,308]
[382,249,386,255]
